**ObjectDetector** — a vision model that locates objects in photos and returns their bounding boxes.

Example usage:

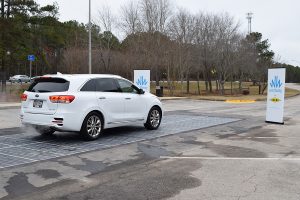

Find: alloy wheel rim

[150,110,160,128]
[87,115,102,137]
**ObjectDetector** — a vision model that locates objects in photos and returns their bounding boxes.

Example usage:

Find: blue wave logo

[136,76,148,86]
[270,76,283,88]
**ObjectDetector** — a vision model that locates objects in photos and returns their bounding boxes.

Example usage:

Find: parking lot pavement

[0,107,21,129]
[0,115,240,169]
[0,84,300,200]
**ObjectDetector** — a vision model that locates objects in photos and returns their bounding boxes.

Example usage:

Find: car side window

[95,78,119,92]
[117,79,138,94]
[81,79,96,91]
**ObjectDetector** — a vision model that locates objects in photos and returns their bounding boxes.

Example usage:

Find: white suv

[20,74,163,140]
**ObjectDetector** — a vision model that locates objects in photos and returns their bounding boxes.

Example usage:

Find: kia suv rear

[20,74,163,140]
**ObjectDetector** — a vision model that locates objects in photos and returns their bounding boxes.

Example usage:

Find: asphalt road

[0,83,300,200]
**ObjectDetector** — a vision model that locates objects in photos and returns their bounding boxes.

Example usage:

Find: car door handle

[99,97,106,100]
[125,98,131,100]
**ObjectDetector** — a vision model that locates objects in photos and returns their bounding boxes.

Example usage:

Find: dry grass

[0,83,29,102]
[151,81,300,101]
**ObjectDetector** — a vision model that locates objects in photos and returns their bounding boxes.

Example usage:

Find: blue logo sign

[28,55,35,61]
[270,76,282,88]
[136,76,148,86]
[269,76,283,93]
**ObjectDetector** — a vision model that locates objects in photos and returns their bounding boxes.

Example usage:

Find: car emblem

[35,94,39,98]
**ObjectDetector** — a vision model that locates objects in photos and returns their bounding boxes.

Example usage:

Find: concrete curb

[159,97,189,101]
[225,100,256,104]
[0,103,21,110]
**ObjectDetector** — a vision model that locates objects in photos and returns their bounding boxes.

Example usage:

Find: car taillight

[20,94,27,101]
[49,95,75,104]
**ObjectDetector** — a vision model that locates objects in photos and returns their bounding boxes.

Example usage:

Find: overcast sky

[37,0,300,66]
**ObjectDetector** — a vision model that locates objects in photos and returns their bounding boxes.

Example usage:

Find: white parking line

[160,156,300,161]
[230,136,300,139]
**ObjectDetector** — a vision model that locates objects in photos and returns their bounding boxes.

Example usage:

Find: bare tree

[138,0,172,85]
[193,13,218,93]
[84,1,276,97]
[62,48,88,74]
[168,8,195,94]
[140,0,171,33]
[213,13,240,94]
[233,33,257,91]
[95,5,117,73]
[119,0,141,35]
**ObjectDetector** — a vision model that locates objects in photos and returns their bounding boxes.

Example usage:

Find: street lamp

[88,0,92,74]
[6,51,10,77]
[1,51,11,92]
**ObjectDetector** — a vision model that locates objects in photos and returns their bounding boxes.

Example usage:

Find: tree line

[0,0,299,95]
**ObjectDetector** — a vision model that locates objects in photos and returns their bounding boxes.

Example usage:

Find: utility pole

[246,12,253,35]
[88,0,92,74]
[1,0,5,91]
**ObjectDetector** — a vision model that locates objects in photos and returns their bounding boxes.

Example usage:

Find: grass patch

[151,81,257,96]
[151,81,300,101]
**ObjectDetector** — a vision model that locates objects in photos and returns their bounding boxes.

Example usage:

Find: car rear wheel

[144,107,162,130]
[81,112,103,140]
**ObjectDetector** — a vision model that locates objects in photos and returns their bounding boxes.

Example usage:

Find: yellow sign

[270,97,281,103]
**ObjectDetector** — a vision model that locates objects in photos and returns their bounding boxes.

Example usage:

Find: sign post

[28,55,35,80]
[134,70,150,92]
[266,68,286,124]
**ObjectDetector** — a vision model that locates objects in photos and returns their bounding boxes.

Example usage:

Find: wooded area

[1,0,299,95]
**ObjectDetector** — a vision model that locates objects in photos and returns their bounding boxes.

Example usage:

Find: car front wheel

[144,107,162,130]
[81,112,103,140]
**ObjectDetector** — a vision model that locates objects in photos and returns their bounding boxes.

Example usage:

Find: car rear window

[27,78,70,93]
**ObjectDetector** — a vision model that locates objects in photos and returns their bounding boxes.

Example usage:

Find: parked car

[9,75,30,83]
[20,74,163,140]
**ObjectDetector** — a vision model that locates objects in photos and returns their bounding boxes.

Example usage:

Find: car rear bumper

[20,111,82,132]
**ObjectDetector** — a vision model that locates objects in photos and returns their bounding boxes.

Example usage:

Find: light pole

[88,0,92,74]
[6,51,10,78]
[2,51,10,92]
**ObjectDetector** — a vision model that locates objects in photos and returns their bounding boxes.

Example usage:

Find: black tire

[80,111,104,140]
[144,106,162,130]
[35,126,55,136]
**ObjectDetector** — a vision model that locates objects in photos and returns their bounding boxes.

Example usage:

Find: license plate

[33,100,43,108]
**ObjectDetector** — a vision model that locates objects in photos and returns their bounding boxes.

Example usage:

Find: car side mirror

[139,89,145,94]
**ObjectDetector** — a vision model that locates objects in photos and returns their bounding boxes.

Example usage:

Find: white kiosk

[266,68,286,124]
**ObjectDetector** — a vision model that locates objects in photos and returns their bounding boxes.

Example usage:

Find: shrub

[242,90,250,95]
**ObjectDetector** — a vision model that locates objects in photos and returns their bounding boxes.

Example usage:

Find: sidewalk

[0,102,21,109]
[159,97,188,101]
